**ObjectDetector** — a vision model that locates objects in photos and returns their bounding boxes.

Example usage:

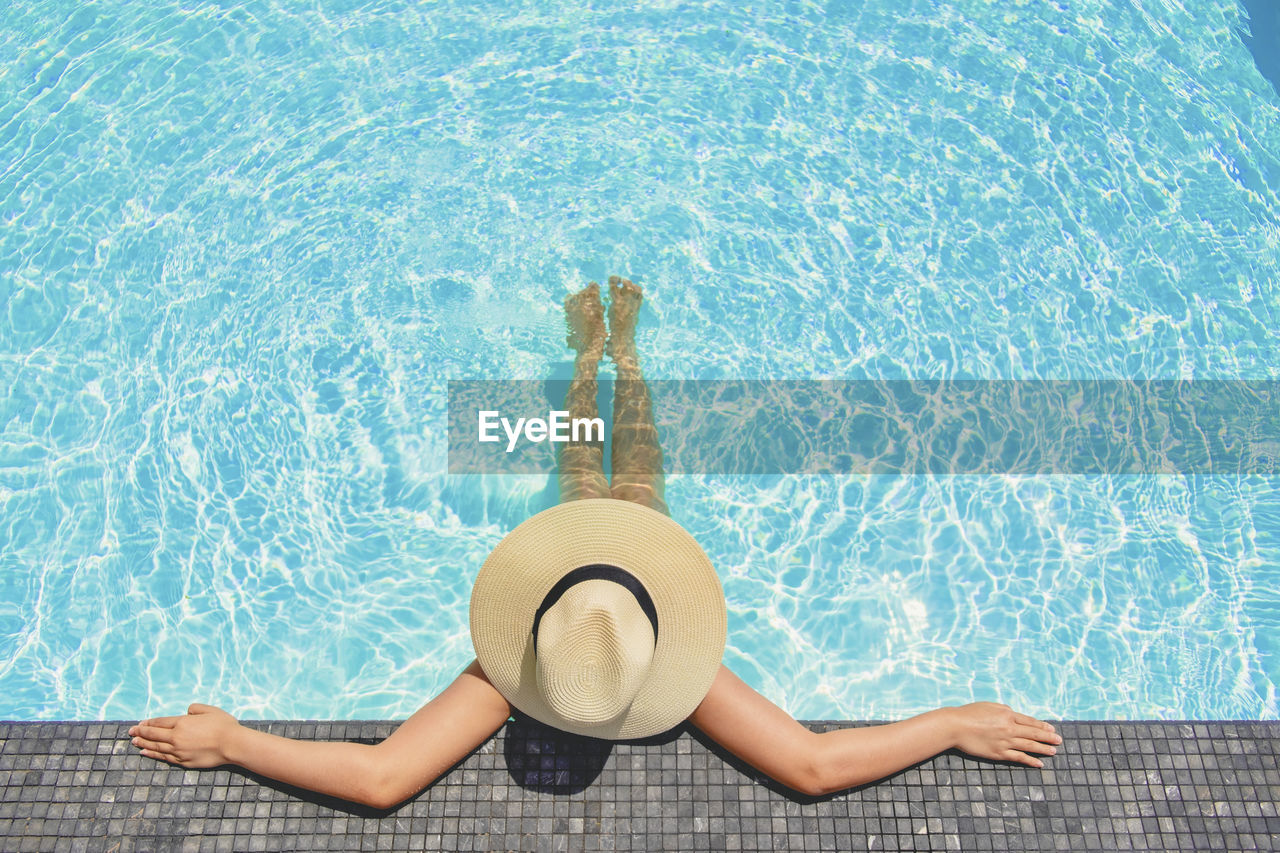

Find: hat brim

[470,499,727,740]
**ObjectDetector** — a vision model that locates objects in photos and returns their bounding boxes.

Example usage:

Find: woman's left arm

[129,660,512,808]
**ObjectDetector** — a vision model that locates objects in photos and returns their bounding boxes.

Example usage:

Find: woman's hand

[128,703,241,768]
[945,702,1062,768]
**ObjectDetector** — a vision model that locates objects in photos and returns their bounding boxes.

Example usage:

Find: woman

[128,278,1062,807]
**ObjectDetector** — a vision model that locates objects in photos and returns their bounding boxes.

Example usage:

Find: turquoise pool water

[1,0,1277,722]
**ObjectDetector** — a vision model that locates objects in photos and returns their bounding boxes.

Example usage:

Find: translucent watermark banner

[447,380,1280,475]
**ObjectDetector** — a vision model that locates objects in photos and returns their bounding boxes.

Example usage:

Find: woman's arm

[128,660,512,809]
[688,665,1061,797]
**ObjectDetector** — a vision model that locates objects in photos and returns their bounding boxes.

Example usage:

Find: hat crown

[534,579,656,725]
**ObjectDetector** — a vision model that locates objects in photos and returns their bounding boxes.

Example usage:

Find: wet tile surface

[2,718,1277,851]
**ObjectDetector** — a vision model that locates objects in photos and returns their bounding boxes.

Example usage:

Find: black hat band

[531,564,659,648]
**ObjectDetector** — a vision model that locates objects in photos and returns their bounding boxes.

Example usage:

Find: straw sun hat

[470,499,727,740]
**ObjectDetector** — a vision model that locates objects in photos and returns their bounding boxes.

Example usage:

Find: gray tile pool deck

[2,717,1277,852]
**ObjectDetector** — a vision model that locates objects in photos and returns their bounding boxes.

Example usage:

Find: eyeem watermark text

[451,380,1280,474]
[478,410,605,453]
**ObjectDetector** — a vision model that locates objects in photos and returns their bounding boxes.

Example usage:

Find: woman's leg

[558,282,612,502]
[605,277,669,515]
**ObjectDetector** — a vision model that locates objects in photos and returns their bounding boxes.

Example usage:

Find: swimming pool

[1,0,1276,722]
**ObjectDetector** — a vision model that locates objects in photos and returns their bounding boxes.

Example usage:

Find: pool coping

[3,717,1278,851]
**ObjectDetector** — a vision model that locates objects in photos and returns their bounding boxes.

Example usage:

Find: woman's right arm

[689,665,1061,796]
[128,660,512,809]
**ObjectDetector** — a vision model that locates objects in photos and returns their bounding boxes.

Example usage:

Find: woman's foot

[606,276,643,363]
[565,282,606,359]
